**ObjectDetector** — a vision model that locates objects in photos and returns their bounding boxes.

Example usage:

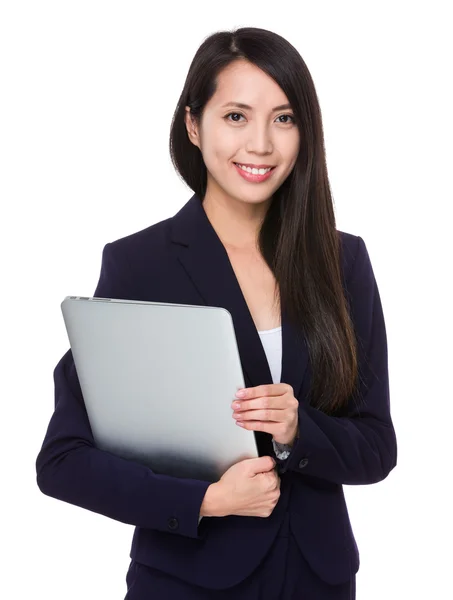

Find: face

[184,59,300,207]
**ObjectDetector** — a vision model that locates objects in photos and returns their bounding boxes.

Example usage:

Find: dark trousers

[125,512,356,599]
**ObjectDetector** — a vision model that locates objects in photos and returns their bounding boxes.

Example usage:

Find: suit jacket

[36,192,397,590]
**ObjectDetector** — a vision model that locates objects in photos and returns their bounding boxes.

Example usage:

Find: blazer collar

[169,193,309,404]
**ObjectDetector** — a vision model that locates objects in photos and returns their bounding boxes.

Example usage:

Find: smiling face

[184,59,300,208]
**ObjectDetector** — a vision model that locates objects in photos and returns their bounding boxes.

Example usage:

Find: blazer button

[167,517,179,531]
[298,458,309,468]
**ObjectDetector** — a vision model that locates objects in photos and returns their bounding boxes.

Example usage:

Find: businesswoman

[36,27,397,599]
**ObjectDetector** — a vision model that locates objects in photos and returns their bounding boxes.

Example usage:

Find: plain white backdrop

[1,1,452,598]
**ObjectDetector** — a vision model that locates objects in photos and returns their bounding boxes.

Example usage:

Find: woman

[36,27,397,599]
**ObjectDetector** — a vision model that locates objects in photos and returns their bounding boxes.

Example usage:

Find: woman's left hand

[231,383,299,446]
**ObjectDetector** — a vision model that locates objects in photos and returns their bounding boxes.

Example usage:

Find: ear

[184,106,201,149]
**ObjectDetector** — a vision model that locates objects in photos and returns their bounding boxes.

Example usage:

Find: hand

[202,456,281,518]
[231,383,299,446]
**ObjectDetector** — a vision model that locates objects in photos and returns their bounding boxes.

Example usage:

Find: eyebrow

[221,101,293,112]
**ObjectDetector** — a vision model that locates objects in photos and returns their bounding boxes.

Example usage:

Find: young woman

[36,26,397,599]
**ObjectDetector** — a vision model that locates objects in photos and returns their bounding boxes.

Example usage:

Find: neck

[202,188,271,251]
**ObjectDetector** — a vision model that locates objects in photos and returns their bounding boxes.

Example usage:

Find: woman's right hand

[207,455,281,518]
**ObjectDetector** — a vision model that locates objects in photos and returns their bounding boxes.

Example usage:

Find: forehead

[209,60,290,108]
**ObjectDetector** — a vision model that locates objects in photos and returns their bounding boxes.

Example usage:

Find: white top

[257,325,282,385]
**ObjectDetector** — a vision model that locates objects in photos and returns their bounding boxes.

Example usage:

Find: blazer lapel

[170,193,309,454]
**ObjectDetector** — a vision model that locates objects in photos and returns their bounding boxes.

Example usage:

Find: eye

[223,112,296,124]
[224,112,245,122]
[276,114,296,125]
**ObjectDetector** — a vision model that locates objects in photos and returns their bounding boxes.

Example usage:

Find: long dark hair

[169,27,359,415]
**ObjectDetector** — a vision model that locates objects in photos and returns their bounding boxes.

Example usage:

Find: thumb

[251,455,276,473]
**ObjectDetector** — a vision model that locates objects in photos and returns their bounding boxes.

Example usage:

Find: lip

[234,162,275,168]
[233,162,276,183]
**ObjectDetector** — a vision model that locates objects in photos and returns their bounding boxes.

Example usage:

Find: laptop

[60,296,259,482]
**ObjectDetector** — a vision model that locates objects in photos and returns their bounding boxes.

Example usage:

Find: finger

[234,409,283,422]
[232,396,285,412]
[235,420,280,436]
[237,383,293,399]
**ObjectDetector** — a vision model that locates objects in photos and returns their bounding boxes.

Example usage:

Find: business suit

[36,192,397,598]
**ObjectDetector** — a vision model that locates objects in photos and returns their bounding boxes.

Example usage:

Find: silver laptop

[60,296,259,482]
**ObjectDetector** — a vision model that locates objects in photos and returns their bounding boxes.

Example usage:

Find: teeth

[236,163,272,175]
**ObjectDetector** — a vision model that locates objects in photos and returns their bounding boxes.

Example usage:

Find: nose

[245,122,273,155]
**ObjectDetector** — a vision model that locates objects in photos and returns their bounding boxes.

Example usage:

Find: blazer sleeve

[277,235,397,485]
[35,242,211,539]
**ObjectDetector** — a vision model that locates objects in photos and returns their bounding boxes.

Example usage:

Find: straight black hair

[169,27,359,414]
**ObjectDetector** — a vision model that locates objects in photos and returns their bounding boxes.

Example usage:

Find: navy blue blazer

[36,193,397,590]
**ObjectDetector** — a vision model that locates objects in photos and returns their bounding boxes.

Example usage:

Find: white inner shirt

[257,325,282,384]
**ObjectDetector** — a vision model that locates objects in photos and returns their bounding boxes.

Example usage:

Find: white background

[1,1,452,598]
